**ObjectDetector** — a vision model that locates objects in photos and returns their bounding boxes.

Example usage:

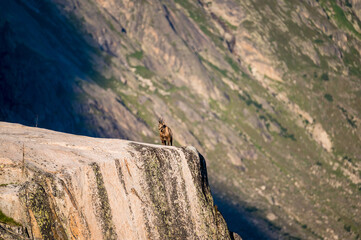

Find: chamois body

[158,118,173,146]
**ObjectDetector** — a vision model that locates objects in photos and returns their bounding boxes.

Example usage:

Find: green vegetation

[174,0,207,25]
[338,106,357,128]
[128,50,144,61]
[199,25,225,49]
[175,0,225,49]
[126,50,144,67]
[313,39,324,44]
[237,91,262,110]
[344,224,351,232]
[268,26,302,70]
[0,209,20,226]
[134,66,155,79]
[224,55,240,73]
[329,0,361,38]
[117,92,155,129]
[320,73,329,81]
[89,70,120,89]
[242,20,256,31]
[324,93,333,102]
[125,50,154,79]
[320,0,361,39]
[345,0,352,7]
[104,17,116,32]
[219,16,237,30]
[343,47,361,77]
[209,98,221,112]
[200,57,228,77]
[260,114,296,141]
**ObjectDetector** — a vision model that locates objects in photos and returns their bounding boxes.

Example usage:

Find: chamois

[158,118,173,146]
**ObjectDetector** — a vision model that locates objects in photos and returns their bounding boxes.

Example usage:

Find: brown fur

[158,118,173,146]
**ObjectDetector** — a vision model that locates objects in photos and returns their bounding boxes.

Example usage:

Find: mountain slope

[0,0,360,239]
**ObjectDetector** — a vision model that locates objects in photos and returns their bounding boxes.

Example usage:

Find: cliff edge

[0,122,238,240]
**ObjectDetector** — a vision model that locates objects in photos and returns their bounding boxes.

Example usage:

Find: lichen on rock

[0,122,236,240]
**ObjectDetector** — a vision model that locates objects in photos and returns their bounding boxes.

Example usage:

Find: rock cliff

[0,122,236,240]
[1,0,361,239]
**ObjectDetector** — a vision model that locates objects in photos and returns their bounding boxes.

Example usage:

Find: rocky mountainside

[0,122,237,240]
[0,0,360,239]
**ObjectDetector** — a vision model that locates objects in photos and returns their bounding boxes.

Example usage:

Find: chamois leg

[170,137,173,146]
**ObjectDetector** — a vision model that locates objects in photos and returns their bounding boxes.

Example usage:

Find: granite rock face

[1,0,361,239]
[0,122,235,240]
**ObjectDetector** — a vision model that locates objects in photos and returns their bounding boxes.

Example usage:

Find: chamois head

[158,117,165,131]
